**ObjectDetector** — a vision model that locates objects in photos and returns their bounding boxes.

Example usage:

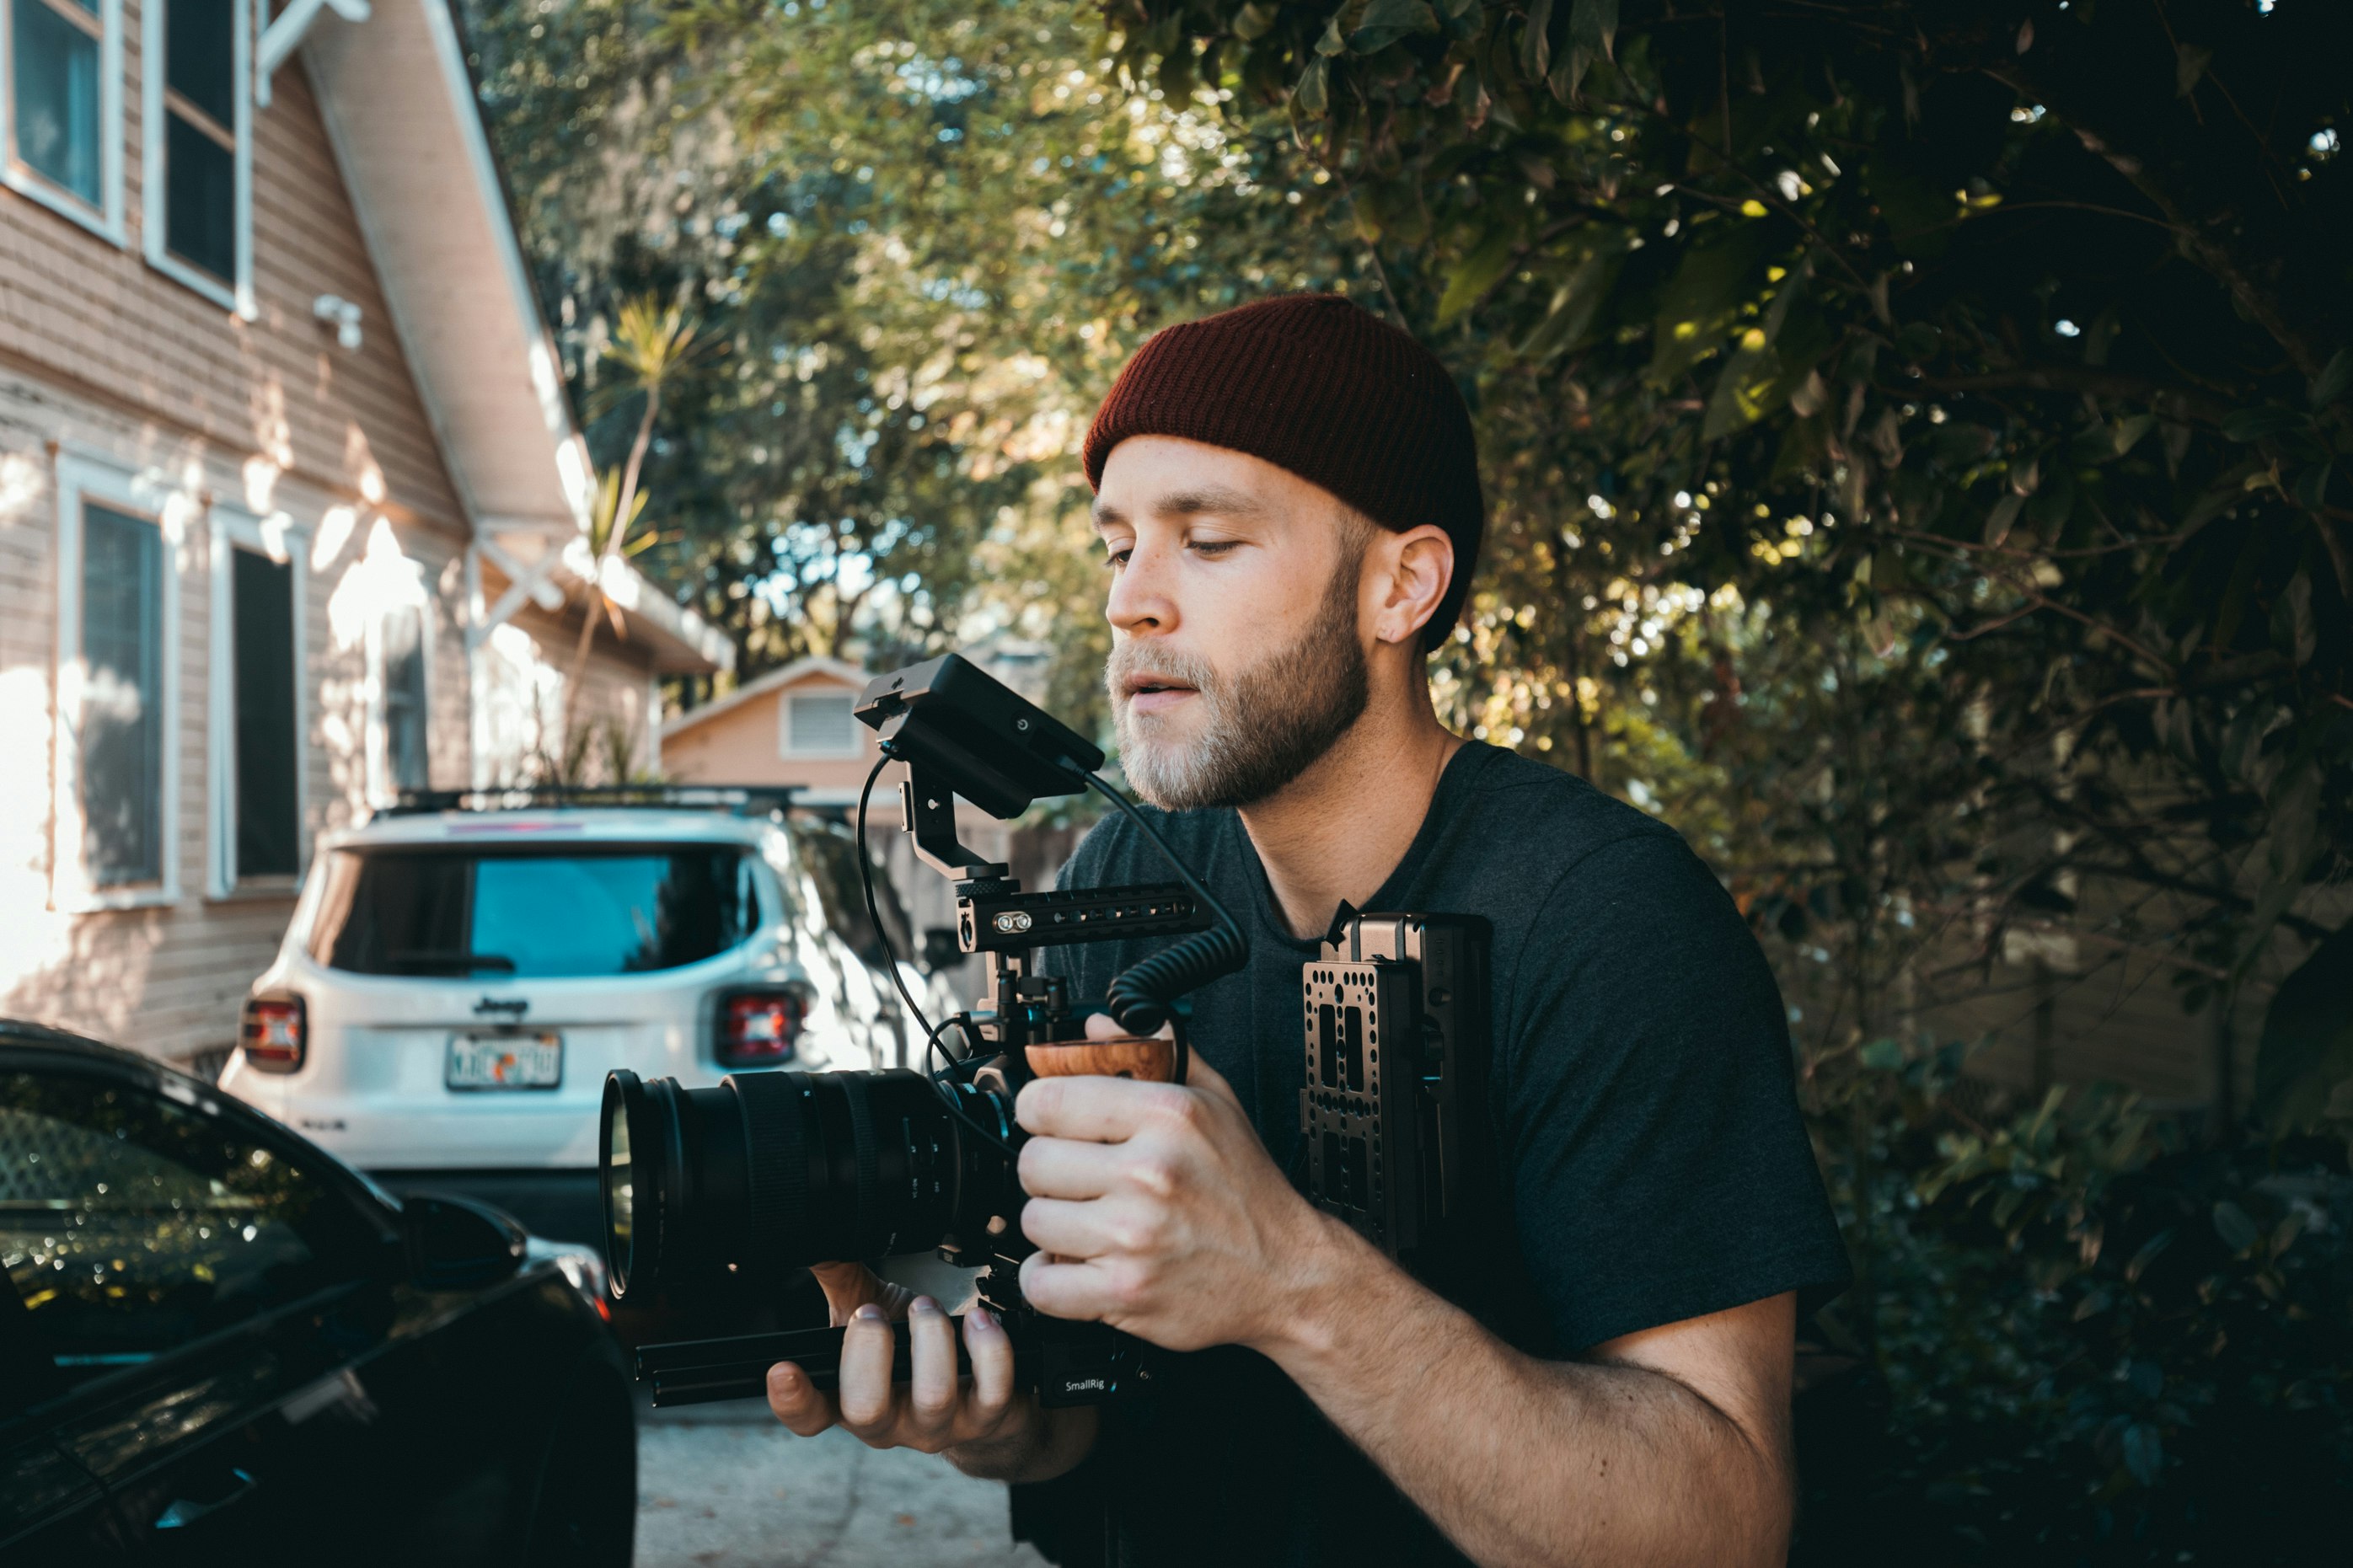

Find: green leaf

[1316,13,1348,56]
[1233,3,1278,42]
[1436,229,1520,326]
[1348,0,1440,54]
[2271,572,2315,666]
[1568,0,1617,60]
[1648,222,1774,385]
[1546,44,1592,103]
[2222,405,2305,442]
[2121,1421,2163,1488]
[1516,246,1621,360]
[2253,922,2353,1137]
[1294,56,1331,115]
[2175,43,2212,98]
[2211,1200,2259,1254]
[2311,348,2353,409]
[2124,1228,2173,1285]
[2292,461,2333,510]
[1520,0,1554,82]
[1983,491,2023,547]
[1859,1038,1905,1071]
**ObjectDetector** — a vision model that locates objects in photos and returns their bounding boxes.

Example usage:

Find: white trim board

[51,451,191,912]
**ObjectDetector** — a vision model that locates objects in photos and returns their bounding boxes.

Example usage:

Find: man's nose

[1105,540,1176,634]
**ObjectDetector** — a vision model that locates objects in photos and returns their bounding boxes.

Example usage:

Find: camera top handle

[853,654,1250,1073]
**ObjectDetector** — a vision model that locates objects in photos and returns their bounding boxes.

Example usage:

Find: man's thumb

[808,1260,892,1325]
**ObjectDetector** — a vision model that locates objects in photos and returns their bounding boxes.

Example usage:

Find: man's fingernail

[854,1303,887,1322]
[910,1295,941,1314]
[970,1308,999,1332]
[767,1363,793,1389]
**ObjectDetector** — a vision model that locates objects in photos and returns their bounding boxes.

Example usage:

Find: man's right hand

[764,1262,1096,1481]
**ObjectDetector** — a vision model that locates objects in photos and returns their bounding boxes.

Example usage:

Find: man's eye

[1189,540,1240,557]
[1103,549,1131,570]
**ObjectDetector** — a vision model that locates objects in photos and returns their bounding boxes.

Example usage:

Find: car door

[0,1060,402,1565]
[0,1266,122,1565]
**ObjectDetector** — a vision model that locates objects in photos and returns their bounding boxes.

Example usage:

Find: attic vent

[785,693,857,757]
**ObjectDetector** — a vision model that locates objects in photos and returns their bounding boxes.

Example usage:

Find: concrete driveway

[634,1386,1052,1567]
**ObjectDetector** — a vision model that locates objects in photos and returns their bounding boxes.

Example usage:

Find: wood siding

[0,44,468,539]
[0,37,663,1063]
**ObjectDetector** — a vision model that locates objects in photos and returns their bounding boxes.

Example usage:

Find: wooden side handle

[1024,1036,1178,1083]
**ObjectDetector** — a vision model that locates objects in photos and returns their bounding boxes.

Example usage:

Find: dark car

[0,1021,635,1565]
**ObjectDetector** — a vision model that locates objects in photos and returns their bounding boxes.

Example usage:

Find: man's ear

[1369,524,1455,649]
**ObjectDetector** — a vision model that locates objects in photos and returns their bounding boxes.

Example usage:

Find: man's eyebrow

[1151,485,1267,521]
[1091,500,1126,532]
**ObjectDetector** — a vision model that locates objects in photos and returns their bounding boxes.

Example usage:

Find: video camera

[599,653,1485,1408]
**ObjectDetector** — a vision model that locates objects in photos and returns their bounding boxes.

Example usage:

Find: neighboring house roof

[303,0,730,676]
[662,656,871,740]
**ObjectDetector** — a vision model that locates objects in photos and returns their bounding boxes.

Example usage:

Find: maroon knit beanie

[1083,294,1483,650]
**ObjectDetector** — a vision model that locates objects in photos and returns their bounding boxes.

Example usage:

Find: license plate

[446,1032,563,1091]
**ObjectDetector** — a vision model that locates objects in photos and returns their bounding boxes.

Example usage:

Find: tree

[1113,0,2353,1130]
[462,0,1369,723]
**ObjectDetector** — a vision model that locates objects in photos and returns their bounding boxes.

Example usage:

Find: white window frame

[0,0,127,243]
[206,502,308,899]
[51,450,190,912]
[365,593,435,807]
[141,0,253,315]
[779,688,862,759]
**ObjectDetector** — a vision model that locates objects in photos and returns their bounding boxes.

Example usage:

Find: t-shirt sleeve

[1498,831,1850,1352]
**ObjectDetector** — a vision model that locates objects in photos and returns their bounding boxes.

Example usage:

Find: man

[766,295,1850,1565]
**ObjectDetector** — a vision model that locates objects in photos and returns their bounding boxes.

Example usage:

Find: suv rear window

[308,845,763,977]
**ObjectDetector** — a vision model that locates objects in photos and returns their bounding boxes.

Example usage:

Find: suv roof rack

[384,784,804,817]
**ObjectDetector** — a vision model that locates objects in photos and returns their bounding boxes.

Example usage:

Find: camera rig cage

[630,653,1486,1408]
[633,655,1246,1407]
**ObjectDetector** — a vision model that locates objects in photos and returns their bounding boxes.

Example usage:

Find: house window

[142,0,249,311]
[785,692,857,757]
[230,548,298,879]
[80,502,163,886]
[55,454,184,910]
[3,0,123,238]
[379,604,429,794]
[207,506,305,896]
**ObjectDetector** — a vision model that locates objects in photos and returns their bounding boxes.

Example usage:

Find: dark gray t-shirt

[1012,741,1849,1565]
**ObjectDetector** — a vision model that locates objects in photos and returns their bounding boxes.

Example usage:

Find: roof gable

[303,0,592,535]
[662,656,871,739]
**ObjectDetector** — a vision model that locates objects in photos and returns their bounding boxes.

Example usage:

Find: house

[661,655,889,812]
[0,0,732,1067]
[662,643,1080,978]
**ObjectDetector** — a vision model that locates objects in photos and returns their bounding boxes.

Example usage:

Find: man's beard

[1107,559,1370,812]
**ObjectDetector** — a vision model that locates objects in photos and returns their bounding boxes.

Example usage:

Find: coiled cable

[1075,769,1252,1054]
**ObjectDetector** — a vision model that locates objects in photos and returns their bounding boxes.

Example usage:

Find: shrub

[1797,1043,2353,1565]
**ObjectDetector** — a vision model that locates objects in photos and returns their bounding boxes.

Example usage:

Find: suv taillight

[717,988,807,1068]
[240,997,306,1073]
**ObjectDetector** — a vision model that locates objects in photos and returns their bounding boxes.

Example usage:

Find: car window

[794,819,912,972]
[0,1071,375,1385]
[307,843,764,978]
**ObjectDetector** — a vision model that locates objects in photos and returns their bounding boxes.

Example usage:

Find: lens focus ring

[839,1072,883,1253]
[729,1071,808,1276]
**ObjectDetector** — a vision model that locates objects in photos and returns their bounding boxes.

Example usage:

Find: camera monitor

[854,653,1102,821]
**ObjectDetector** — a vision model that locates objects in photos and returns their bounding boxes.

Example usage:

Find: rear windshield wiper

[382,950,518,975]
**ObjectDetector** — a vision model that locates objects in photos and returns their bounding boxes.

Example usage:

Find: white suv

[217,788,919,1243]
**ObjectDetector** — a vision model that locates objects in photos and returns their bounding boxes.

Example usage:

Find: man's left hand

[1012,1015,1337,1353]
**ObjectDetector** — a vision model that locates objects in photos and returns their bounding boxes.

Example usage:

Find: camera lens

[600,1066,1006,1298]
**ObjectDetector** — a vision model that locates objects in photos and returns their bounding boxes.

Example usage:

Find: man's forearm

[1260,1219,1793,1568]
